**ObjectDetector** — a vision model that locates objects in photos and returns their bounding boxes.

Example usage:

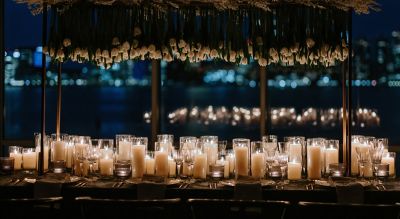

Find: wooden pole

[56,62,62,139]
[346,10,353,176]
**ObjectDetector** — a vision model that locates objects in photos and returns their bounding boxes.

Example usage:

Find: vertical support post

[0,0,4,152]
[341,61,347,166]
[56,62,62,138]
[259,66,267,138]
[151,60,161,149]
[39,3,48,175]
[346,10,353,176]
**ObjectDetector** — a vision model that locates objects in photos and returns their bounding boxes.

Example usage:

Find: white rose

[112,37,120,46]
[133,27,142,37]
[306,38,315,48]
[63,38,71,47]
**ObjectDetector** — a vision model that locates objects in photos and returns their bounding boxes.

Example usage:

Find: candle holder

[200,136,218,176]
[329,163,346,178]
[131,137,148,179]
[0,157,15,175]
[306,138,325,180]
[288,155,302,181]
[73,136,91,177]
[284,136,306,177]
[9,146,22,171]
[115,135,133,178]
[262,135,277,155]
[382,152,396,178]
[192,142,207,180]
[157,134,174,153]
[180,137,196,178]
[22,148,37,174]
[233,138,250,179]
[324,140,339,176]
[250,141,265,179]
[226,149,235,178]
[351,135,366,176]
[145,151,155,175]
[154,142,169,178]
[65,135,76,171]
[34,133,50,172]
[99,147,114,179]
[50,133,68,173]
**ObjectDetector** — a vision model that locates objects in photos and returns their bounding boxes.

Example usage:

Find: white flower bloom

[306,38,315,48]
[102,50,109,58]
[112,37,120,46]
[95,49,101,57]
[111,48,119,57]
[122,52,129,60]
[258,58,267,66]
[169,38,176,47]
[240,57,248,65]
[122,41,130,50]
[148,44,156,53]
[132,40,139,48]
[133,27,142,37]
[114,55,121,63]
[63,38,71,47]
[210,49,218,58]
[178,39,186,49]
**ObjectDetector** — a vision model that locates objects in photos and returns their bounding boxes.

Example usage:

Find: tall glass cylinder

[284,136,306,176]
[157,134,174,153]
[50,133,68,173]
[65,135,76,170]
[99,147,114,177]
[131,137,147,178]
[154,142,169,177]
[116,135,133,161]
[23,148,37,172]
[73,136,91,177]
[251,141,265,179]
[9,146,22,171]
[34,133,50,172]
[307,138,325,180]
[233,138,250,178]
[180,137,197,177]
[193,141,207,179]
[324,140,339,175]
[200,136,218,175]
[351,135,366,176]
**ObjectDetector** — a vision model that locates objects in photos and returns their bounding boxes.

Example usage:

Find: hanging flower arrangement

[16,0,378,67]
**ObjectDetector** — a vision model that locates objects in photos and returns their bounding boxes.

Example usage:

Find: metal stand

[151,60,161,149]
[260,66,267,138]
[39,3,48,176]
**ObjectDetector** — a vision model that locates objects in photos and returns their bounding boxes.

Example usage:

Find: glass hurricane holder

[306,138,325,180]
[0,157,14,175]
[382,152,396,178]
[180,137,197,178]
[99,148,114,178]
[9,146,22,171]
[288,154,302,181]
[369,142,384,181]
[22,148,37,174]
[284,136,306,176]
[145,151,155,175]
[157,134,174,154]
[50,133,68,173]
[131,137,147,179]
[34,133,50,172]
[277,142,289,179]
[262,135,278,155]
[172,149,183,178]
[351,135,366,176]
[226,149,235,178]
[233,138,250,179]
[200,136,218,176]
[73,136,91,177]
[377,138,389,152]
[65,135,76,171]
[324,140,339,176]
[218,140,228,158]
[329,163,346,178]
[115,135,132,178]
[251,141,265,179]
[154,142,169,178]
[193,143,207,180]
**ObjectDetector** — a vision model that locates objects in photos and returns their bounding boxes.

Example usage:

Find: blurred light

[279,80,286,88]
[322,76,329,83]
[249,80,256,88]
[82,67,88,74]
[290,81,297,89]
[36,46,43,52]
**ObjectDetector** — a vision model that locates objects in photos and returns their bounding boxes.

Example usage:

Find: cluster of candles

[1,134,395,181]
[144,106,380,128]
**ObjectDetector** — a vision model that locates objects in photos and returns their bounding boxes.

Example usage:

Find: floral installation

[38,3,354,68]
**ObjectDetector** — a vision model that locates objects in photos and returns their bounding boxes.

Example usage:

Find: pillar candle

[182,162,189,176]
[288,161,302,180]
[160,142,172,153]
[307,145,321,179]
[82,159,89,177]
[53,140,66,161]
[216,159,230,179]
[66,144,74,168]
[227,154,235,174]
[325,148,339,172]
[289,143,302,162]
[131,144,146,178]
[351,143,369,175]
[204,143,218,173]
[382,156,395,176]
[10,152,22,170]
[169,159,176,177]
[145,158,155,175]
[251,152,264,178]
[75,143,88,156]
[234,147,249,177]
[154,151,168,177]
[193,154,207,179]
[23,151,37,170]
[118,141,131,160]
[99,158,113,176]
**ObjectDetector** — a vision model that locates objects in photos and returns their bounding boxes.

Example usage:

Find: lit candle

[66,143,74,168]
[193,153,207,179]
[53,140,66,161]
[82,159,89,177]
[169,159,176,177]
[154,151,168,177]
[289,143,302,163]
[145,158,155,175]
[118,141,132,160]
[251,152,264,178]
[216,158,230,179]
[131,144,146,178]
[351,143,369,175]
[23,150,37,170]
[288,161,302,180]
[234,147,249,177]
[381,156,395,176]
[99,157,113,176]
[227,154,235,174]
[325,148,338,173]
[10,152,22,170]
[203,142,218,173]
[307,145,321,179]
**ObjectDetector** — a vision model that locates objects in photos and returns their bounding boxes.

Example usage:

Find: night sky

[4,0,400,49]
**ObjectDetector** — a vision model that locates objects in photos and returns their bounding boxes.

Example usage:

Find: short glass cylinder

[233,138,250,179]
[324,140,339,176]
[131,137,148,178]
[0,157,14,175]
[99,148,114,177]
[22,148,37,171]
[381,152,396,177]
[250,141,265,179]
[154,142,169,177]
[9,146,22,171]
